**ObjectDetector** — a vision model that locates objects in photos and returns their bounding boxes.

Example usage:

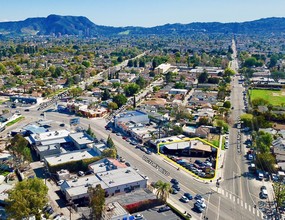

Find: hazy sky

[1,0,284,27]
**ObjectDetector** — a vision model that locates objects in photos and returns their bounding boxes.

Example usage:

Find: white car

[134,214,144,220]
[196,199,206,208]
[180,196,190,203]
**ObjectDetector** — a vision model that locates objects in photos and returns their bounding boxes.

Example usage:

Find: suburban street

[0,104,265,220]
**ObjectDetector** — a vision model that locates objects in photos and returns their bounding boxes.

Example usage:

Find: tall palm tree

[154,180,171,203]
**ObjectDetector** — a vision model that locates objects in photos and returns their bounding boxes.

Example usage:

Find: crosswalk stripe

[252,207,255,214]
[225,191,228,197]
[237,198,239,204]
[240,201,243,207]
[232,195,235,202]
[256,211,259,217]
[221,189,224,195]
[229,194,232,199]
[244,202,247,209]
[248,205,251,212]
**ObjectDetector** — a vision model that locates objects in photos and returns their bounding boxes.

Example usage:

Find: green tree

[102,148,117,159]
[113,94,127,107]
[108,102,118,110]
[7,134,31,167]
[165,72,174,83]
[101,89,111,101]
[273,182,285,212]
[135,76,147,89]
[154,180,171,203]
[172,125,183,135]
[255,131,273,153]
[255,152,276,172]
[82,60,91,68]
[5,178,48,220]
[117,56,123,63]
[124,83,140,97]
[240,114,253,128]
[127,60,134,67]
[174,82,186,89]
[198,71,208,83]
[0,63,7,74]
[224,67,235,76]
[106,135,115,148]
[69,87,83,97]
[88,184,105,220]
[86,125,96,138]
[223,101,231,109]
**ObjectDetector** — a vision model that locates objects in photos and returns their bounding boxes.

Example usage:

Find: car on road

[180,196,190,203]
[194,202,204,213]
[158,205,171,212]
[171,188,178,194]
[24,109,30,112]
[196,199,206,208]
[170,179,179,185]
[172,184,180,191]
[125,162,131,167]
[184,193,193,200]
[59,123,65,127]
[260,189,268,199]
[194,194,204,201]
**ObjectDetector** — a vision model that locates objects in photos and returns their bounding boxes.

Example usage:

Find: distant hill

[0,15,285,37]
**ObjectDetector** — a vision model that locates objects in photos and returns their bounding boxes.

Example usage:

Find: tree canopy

[154,180,171,203]
[88,184,105,219]
[112,94,127,107]
[5,178,48,220]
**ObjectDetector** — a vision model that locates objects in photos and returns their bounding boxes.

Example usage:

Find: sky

[0,0,285,27]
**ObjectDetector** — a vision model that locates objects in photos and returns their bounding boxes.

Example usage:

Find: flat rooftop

[69,132,94,145]
[35,144,59,152]
[104,202,129,219]
[116,110,146,119]
[45,149,98,166]
[30,129,70,142]
[97,167,145,188]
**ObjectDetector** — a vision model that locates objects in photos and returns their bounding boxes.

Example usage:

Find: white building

[69,132,94,149]
[60,167,148,201]
[169,88,188,95]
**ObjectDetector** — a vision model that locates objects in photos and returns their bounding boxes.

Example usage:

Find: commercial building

[69,132,94,149]
[114,111,149,129]
[60,167,147,202]
[44,148,98,169]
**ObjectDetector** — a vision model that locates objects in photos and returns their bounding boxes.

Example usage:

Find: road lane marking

[216,197,221,220]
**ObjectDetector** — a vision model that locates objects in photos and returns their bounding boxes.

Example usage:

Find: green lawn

[6,116,24,126]
[249,89,285,106]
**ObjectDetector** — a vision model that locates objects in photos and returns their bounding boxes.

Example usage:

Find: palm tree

[154,180,171,203]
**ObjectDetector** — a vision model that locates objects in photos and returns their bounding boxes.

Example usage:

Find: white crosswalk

[216,188,263,218]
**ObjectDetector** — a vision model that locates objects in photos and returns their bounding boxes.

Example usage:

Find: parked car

[158,206,171,212]
[134,214,144,220]
[184,193,193,200]
[172,184,180,191]
[260,189,268,199]
[180,196,190,203]
[78,171,85,176]
[170,179,179,185]
[125,162,131,167]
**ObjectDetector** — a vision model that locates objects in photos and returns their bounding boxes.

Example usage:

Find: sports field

[249,89,285,106]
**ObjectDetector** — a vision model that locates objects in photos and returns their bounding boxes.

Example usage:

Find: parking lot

[133,205,183,220]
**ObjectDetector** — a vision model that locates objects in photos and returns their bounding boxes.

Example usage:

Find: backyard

[249,89,285,106]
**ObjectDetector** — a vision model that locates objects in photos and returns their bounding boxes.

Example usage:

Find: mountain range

[0,14,285,37]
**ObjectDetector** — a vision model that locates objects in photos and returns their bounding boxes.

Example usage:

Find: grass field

[249,89,285,106]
